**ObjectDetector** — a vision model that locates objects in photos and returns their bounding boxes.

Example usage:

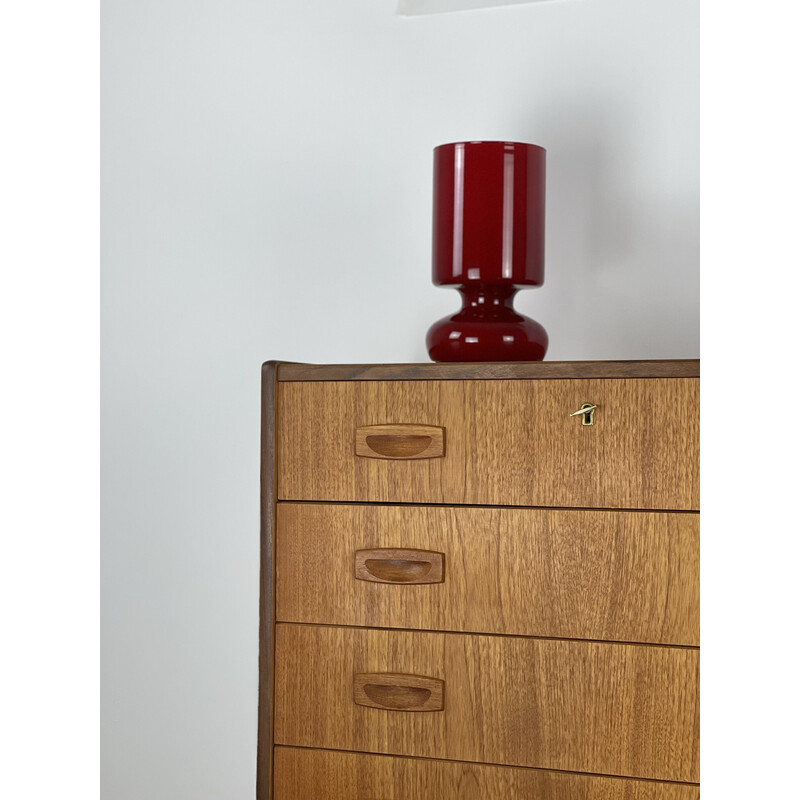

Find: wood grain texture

[276,503,699,646]
[274,624,699,782]
[277,378,699,510]
[257,363,279,800]
[277,359,700,382]
[273,748,701,800]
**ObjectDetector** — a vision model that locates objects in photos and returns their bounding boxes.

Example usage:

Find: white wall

[101,0,698,797]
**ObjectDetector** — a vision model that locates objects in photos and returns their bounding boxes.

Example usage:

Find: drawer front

[276,503,699,646]
[274,747,700,800]
[277,378,699,510]
[274,624,699,783]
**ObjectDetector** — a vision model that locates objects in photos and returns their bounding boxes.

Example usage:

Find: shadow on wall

[514,98,699,358]
[528,98,631,274]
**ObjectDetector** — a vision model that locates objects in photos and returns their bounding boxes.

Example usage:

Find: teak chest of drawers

[258,360,700,800]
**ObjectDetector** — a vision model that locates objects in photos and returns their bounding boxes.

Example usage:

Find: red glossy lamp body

[426,141,548,362]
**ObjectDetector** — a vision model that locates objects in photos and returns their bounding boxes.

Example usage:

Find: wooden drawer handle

[353,673,444,712]
[354,548,445,584]
[355,424,445,460]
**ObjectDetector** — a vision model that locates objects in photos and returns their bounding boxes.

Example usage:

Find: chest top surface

[271,359,700,382]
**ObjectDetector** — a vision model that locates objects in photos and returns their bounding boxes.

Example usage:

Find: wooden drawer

[277,378,699,510]
[274,624,699,783]
[274,747,700,800]
[276,503,699,646]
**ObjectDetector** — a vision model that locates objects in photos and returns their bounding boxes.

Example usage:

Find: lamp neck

[458,284,518,315]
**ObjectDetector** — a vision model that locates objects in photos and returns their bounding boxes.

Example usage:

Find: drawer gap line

[276,499,700,515]
[272,744,701,787]
[274,621,700,651]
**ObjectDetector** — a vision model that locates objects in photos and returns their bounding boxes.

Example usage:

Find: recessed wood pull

[354,548,445,584]
[355,424,445,460]
[353,673,444,712]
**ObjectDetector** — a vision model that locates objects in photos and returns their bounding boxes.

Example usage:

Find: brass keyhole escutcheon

[570,402,598,426]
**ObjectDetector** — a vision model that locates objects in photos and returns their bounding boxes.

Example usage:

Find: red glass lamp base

[426,286,548,362]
